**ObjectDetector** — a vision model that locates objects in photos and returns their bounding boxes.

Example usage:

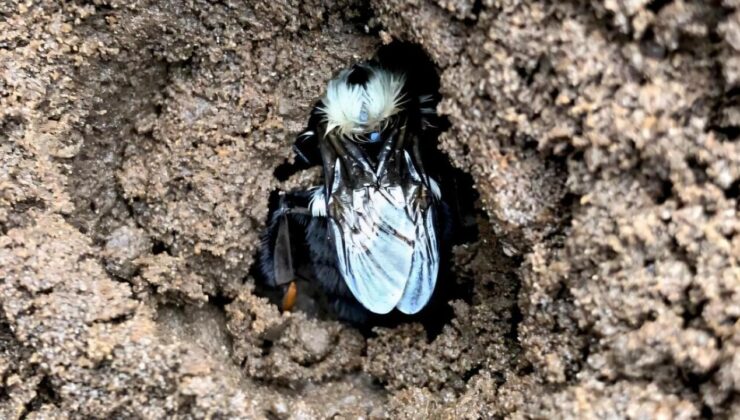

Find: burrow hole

[252,42,483,338]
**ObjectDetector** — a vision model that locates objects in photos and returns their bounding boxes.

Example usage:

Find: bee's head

[318,63,406,143]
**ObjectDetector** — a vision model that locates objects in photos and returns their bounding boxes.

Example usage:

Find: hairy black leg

[293,101,325,167]
[258,190,313,287]
[275,103,325,181]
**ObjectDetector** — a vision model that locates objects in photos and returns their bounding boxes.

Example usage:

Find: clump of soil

[1,0,738,418]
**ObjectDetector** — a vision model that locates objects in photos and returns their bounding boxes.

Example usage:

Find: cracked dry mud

[1,0,738,418]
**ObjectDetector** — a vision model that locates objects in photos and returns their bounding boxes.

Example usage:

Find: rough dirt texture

[1,0,738,418]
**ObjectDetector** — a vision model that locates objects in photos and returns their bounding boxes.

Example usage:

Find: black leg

[259,191,312,287]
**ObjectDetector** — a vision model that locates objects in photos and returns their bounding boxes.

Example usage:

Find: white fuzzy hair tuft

[308,186,327,217]
[319,66,406,141]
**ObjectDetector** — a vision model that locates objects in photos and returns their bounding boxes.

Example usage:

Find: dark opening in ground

[255,42,481,338]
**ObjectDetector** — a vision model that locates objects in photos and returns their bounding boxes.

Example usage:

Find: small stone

[297,321,331,362]
[103,226,151,279]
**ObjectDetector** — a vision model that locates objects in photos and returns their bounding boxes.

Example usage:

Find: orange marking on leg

[282,281,297,311]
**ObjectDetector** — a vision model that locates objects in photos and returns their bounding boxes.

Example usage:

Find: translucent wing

[396,204,438,314]
[328,166,439,315]
[396,150,439,313]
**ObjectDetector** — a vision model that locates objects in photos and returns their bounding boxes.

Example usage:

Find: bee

[260,56,459,324]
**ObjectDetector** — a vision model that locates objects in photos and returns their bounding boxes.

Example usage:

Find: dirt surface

[1,0,738,418]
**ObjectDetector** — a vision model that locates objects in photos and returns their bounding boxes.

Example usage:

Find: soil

[1,0,738,418]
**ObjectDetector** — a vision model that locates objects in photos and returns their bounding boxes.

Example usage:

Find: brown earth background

[1,0,739,418]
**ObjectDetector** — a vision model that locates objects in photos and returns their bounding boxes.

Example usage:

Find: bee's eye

[369,132,381,143]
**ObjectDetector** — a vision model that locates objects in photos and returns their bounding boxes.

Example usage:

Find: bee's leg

[294,101,325,167]
[293,130,321,168]
[258,191,312,289]
[278,105,325,179]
